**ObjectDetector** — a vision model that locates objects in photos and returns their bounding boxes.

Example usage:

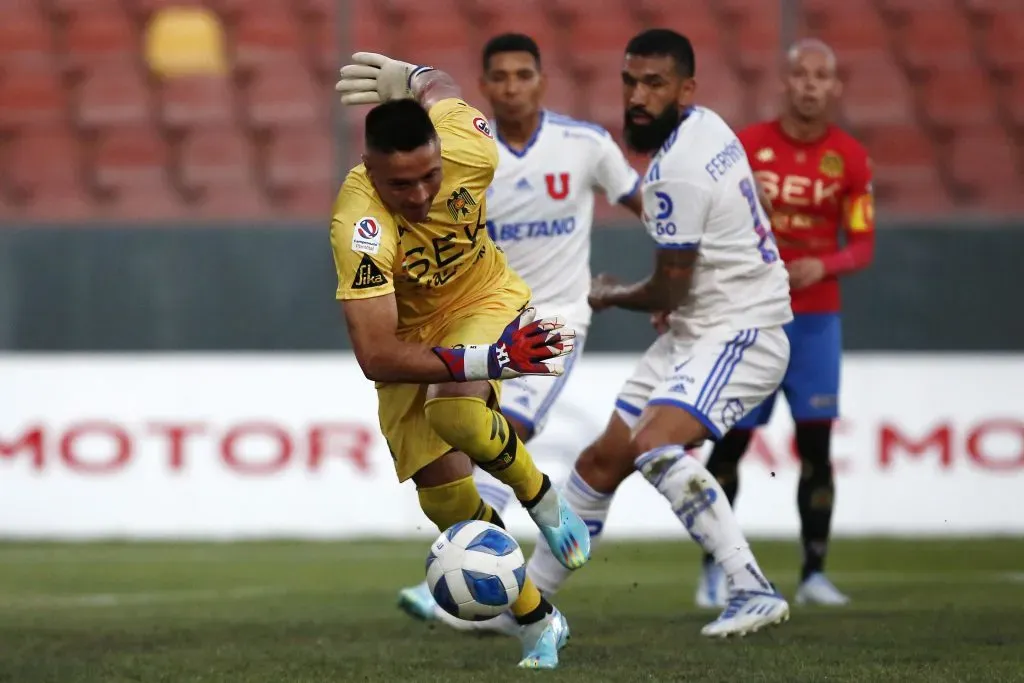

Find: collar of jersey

[495,110,546,159]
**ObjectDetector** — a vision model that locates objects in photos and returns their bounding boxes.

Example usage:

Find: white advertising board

[1,353,1022,539]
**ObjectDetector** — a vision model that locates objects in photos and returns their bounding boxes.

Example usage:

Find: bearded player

[472,28,794,639]
[331,52,592,669]
[395,32,643,630]
[696,39,875,609]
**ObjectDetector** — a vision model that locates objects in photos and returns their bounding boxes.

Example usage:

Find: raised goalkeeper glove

[433,308,575,382]
[335,52,435,105]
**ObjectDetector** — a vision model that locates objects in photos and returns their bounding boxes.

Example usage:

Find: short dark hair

[625,29,696,78]
[482,33,541,72]
[364,99,437,154]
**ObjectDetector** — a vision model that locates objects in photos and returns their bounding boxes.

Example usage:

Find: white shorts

[614,326,789,440]
[500,334,586,436]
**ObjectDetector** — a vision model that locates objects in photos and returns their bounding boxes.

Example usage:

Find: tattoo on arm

[411,70,462,111]
[605,248,698,313]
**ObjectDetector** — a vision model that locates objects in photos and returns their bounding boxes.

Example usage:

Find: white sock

[473,467,515,516]
[637,445,773,594]
[526,468,611,596]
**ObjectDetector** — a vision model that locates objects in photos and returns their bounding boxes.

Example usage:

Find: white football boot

[700,589,790,638]
[517,607,570,669]
[695,557,728,608]
[795,572,850,606]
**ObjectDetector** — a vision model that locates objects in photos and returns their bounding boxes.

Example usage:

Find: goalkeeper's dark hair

[482,33,541,71]
[364,99,438,154]
[625,29,696,78]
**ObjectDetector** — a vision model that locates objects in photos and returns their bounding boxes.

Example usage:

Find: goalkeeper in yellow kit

[331,52,591,670]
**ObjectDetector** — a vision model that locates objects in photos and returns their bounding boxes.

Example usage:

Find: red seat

[567,15,642,52]
[233,7,304,72]
[751,73,783,124]
[962,0,1023,20]
[1005,74,1024,130]
[917,64,998,130]
[841,58,914,128]
[179,127,270,217]
[92,127,184,218]
[978,12,1024,73]
[265,126,334,215]
[542,67,583,119]
[159,75,235,130]
[864,124,953,214]
[74,63,153,130]
[296,0,336,21]
[580,68,626,126]
[0,65,66,131]
[0,4,53,65]
[6,126,93,218]
[306,14,341,81]
[947,126,1021,209]
[733,9,783,78]
[634,0,722,51]
[348,5,391,54]
[244,61,321,131]
[50,0,125,17]
[896,10,977,72]
[63,13,137,73]
[804,2,890,63]
[697,63,745,127]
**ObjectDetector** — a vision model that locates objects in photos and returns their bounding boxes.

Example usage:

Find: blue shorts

[737,313,842,428]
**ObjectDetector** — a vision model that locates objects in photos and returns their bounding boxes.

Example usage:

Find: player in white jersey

[473,28,794,639]
[397,33,642,627]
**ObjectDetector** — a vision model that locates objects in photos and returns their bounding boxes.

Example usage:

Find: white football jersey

[642,106,793,337]
[486,110,640,333]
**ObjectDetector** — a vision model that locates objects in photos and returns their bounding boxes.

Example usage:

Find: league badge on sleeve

[351,217,382,254]
[472,117,493,138]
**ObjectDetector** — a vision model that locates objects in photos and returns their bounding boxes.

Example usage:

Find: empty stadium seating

[0,0,1021,221]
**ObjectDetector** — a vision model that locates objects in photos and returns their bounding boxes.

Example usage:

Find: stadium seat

[6,126,93,219]
[803,2,890,62]
[1004,74,1024,131]
[916,64,999,130]
[976,11,1024,74]
[0,64,66,131]
[751,73,784,124]
[49,0,125,17]
[632,0,722,53]
[63,12,138,73]
[158,74,236,131]
[143,4,228,79]
[244,61,321,131]
[92,127,183,219]
[863,124,952,213]
[696,62,745,127]
[178,127,269,217]
[579,68,627,130]
[232,7,304,72]
[567,14,641,53]
[895,9,977,72]
[306,14,340,82]
[0,3,53,65]
[731,6,783,78]
[947,126,1022,210]
[840,58,915,128]
[265,126,335,215]
[296,0,336,22]
[74,63,154,131]
[542,66,583,120]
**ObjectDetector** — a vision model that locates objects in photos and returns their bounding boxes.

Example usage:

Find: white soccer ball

[425,519,526,620]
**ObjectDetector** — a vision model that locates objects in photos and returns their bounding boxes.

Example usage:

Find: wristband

[407,66,435,90]
[432,344,493,382]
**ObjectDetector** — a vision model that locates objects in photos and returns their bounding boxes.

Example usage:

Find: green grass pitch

[1,538,1023,682]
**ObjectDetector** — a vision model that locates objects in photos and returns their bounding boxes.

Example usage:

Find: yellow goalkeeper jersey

[330,98,529,339]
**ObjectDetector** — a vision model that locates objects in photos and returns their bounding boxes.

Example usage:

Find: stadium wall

[0,222,1020,352]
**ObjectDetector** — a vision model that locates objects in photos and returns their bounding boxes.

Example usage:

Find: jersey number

[739,177,778,264]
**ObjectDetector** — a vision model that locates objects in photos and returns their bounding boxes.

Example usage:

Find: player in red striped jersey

[696,39,875,607]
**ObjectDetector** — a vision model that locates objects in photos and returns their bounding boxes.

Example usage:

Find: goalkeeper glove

[433,308,575,382]
[335,52,435,105]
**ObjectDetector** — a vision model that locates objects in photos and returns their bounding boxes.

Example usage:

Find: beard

[624,103,682,153]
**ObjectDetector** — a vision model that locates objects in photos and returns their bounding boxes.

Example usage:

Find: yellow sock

[417,474,494,531]
[510,577,543,618]
[424,396,545,503]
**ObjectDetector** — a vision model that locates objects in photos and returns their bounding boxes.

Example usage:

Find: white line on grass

[0,585,291,610]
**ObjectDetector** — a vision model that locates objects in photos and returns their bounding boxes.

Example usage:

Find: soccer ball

[426,519,526,620]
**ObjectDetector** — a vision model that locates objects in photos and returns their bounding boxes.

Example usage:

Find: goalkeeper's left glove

[432,308,575,382]
[335,52,434,106]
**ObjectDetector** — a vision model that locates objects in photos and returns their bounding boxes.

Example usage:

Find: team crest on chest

[819,151,844,178]
[544,172,570,200]
[756,147,775,163]
[446,187,476,221]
